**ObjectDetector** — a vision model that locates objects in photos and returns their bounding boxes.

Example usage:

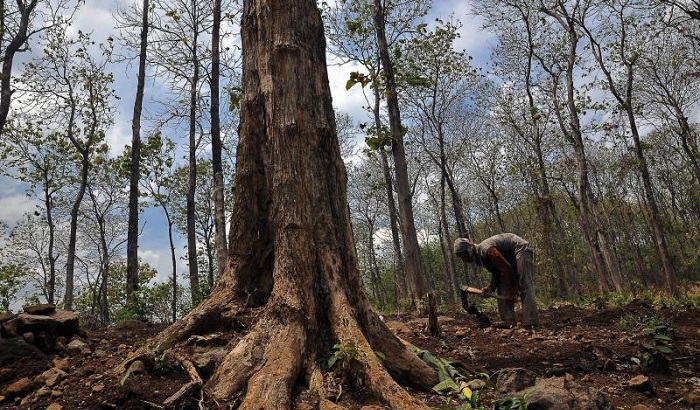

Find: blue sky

[1,0,487,294]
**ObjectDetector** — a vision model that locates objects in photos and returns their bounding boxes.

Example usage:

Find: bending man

[454,233,539,328]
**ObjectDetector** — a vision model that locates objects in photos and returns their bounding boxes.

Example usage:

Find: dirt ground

[1,301,698,409]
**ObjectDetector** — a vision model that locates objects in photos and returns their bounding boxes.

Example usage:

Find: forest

[1,0,700,409]
[0,0,698,338]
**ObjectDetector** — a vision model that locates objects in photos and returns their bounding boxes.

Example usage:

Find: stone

[0,338,44,367]
[467,379,487,390]
[0,367,15,383]
[46,403,63,410]
[0,311,14,323]
[127,360,147,375]
[48,310,80,336]
[34,368,68,388]
[519,376,610,409]
[34,331,57,353]
[66,338,89,356]
[681,388,700,406]
[52,357,71,372]
[625,375,654,393]
[92,383,105,392]
[21,332,35,344]
[496,368,536,396]
[385,321,413,334]
[3,377,35,399]
[23,304,57,315]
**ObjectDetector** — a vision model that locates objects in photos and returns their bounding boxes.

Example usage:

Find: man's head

[453,237,475,262]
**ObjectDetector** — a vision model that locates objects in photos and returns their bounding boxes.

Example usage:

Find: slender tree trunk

[42,175,58,305]
[438,183,458,309]
[126,0,149,301]
[371,0,426,311]
[187,1,201,304]
[211,0,228,277]
[64,152,90,311]
[371,82,407,300]
[164,210,178,323]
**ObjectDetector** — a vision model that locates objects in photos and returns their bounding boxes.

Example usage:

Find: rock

[52,357,71,371]
[92,383,105,392]
[23,303,57,315]
[385,321,413,334]
[467,379,487,390]
[359,406,384,410]
[0,337,45,364]
[22,332,35,344]
[66,338,89,356]
[681,388,700,406]
[3,377,35,399]
[34,368,68,388]
[112,346,156,377]
[625,375,654,393]
[36,387,51,397]
[0,311,14,323]
[1,317,19,337]
[518,376,609,409]
[48,310,80,336]
[496,368,536,396]
[46,403,63,410]
[50,390,63,399]
[127,360,147,375]
[0,367,14,383]
[34,331,57,352]
[631,405,653,410]
[15,313,59,334]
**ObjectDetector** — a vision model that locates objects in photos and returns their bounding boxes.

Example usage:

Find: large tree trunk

[126,0,149,302]
[147,1,437,408]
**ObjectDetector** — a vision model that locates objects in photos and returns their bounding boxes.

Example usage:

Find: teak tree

[148,0,436,408]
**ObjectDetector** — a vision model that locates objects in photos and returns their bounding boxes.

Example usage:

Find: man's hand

[481,286,494,298]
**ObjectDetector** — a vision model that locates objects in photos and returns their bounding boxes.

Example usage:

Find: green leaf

[656,345,673,354]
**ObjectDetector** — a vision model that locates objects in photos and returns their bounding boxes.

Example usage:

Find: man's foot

[492,320,515,329]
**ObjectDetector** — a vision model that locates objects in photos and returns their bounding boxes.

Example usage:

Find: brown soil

[1,301,698,409]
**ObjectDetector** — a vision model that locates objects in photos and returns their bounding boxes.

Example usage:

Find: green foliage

[619,313,674,355]
[408,343,486,409]
[492,396,528,410]
[325,341,366,372]
[0,264,29,311]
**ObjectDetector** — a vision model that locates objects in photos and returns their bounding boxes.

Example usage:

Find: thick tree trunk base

[134,287,436,410]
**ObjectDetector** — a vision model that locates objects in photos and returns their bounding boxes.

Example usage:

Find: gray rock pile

[0,304,87,354]
[0,304,90,407]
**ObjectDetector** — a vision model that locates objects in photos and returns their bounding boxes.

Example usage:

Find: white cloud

[0,193,38,227]
[327,58,370,124]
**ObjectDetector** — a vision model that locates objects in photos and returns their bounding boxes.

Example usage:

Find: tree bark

[147,1,437,408]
